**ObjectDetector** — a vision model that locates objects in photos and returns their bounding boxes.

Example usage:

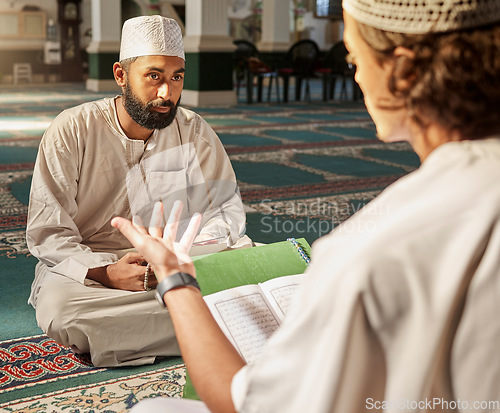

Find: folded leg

[35,270,180,367]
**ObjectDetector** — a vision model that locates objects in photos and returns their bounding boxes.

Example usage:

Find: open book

[183,238,311,400]
[203,273,305,363]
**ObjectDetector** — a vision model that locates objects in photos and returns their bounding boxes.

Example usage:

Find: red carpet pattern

[0,335,99,393]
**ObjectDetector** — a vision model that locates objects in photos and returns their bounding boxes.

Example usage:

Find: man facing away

[26,15,248,367]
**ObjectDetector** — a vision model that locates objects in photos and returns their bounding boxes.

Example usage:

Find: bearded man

[26,16,248,367]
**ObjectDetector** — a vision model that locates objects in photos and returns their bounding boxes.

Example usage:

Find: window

[0,11,47,39]
[314,0,343,19]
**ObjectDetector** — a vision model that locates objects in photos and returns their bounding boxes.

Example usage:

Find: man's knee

[36,284,63,331]
[35,281,87,350]
[33,276,181,366]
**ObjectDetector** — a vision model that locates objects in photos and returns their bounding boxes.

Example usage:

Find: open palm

[111,201,201,282]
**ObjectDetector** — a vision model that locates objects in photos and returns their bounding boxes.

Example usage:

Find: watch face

[64,2,78,20]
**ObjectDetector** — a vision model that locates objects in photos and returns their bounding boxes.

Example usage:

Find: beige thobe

[26,98,246,366]
[230,138,500,412]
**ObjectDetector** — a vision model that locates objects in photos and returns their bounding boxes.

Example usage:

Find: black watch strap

[155,272,200,307]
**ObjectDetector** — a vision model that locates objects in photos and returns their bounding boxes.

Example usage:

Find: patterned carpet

[0,334,185,412]
[0,79,420,411]
[3,365,185,412]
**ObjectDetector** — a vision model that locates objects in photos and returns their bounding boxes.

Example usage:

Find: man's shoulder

[55,97,114,123]
[173,106,215,143]
[43,97,118,143]
[175,106,202,124]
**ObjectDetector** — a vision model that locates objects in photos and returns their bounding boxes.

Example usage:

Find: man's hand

[87,252,157,291]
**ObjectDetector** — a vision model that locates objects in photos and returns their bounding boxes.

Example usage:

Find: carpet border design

[0,362,186,412]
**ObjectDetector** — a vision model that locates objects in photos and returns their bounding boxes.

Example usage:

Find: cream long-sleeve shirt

[232,138,500,413]
[27,98,245,306]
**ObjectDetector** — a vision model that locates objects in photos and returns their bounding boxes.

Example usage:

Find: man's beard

[123,83,179,130]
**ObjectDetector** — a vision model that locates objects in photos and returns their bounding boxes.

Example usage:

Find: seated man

[26,15,247,367]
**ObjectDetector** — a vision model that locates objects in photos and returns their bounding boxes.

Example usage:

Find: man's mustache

[149,99,175,108]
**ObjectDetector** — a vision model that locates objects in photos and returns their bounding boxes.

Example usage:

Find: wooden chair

[13,63,32,84]
[233,39,280,103]
[315,41,362,101]
[277,39,320,103]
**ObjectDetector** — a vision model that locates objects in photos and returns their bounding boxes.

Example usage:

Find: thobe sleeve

[228,230,388,413]
[231,139,500,412]
[26,114,118,285]
[230,274,386,413]
[189,116,246,245]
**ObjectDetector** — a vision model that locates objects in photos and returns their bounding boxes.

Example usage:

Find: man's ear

[113,62,126,88]
[393,46,415,60]
[392,46,416,91]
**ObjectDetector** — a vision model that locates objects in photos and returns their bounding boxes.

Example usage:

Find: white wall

[303,11,343,50]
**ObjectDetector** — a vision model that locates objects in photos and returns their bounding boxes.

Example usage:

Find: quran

[204,273,305,363]
[183,238,311,400]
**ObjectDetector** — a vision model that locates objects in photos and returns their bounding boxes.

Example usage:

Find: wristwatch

[155,272,200,307]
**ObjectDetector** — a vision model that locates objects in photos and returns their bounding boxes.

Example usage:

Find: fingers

[165,200,183,241]
[121,252,144,263]
[112,201,201,272]
[163,229,175,252]
[132,215,148,235]
[180,212,202,249]
[149,202,164,238]
[111,217,144,249]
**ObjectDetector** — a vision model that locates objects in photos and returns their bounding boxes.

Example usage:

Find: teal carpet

[0,80,419,410]
[0,79,420,326]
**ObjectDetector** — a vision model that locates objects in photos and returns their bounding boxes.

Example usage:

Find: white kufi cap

[343,0,500,34]
[120,15,185,61]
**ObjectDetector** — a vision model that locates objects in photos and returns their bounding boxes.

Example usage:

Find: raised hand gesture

[111,200,201,282]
